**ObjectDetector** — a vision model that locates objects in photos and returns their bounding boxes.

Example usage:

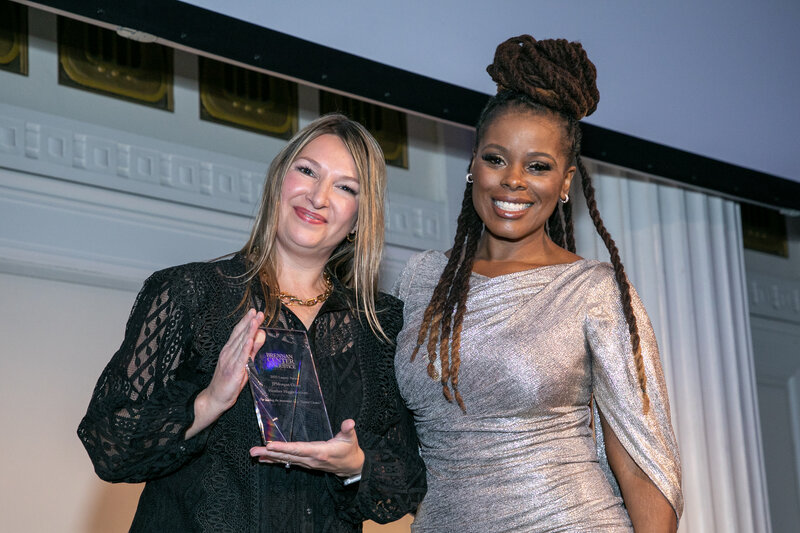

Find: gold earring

[346,231,356,243]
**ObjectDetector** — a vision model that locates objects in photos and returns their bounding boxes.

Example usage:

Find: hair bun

[486,35,600,120]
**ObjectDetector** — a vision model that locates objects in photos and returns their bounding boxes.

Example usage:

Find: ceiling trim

[17,0,800,211]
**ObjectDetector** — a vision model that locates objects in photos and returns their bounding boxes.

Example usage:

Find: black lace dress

[78,255,426,532]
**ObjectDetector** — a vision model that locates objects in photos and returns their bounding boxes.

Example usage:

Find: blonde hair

[240,113,389,339]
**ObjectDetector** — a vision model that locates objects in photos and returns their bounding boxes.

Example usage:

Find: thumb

[251,328,266,356]
[336,419,357,441]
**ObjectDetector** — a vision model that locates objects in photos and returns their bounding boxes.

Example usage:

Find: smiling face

[276,133,360,261]
[471,109,575,249]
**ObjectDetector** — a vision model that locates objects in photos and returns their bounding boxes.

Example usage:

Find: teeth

[494,200,532,212]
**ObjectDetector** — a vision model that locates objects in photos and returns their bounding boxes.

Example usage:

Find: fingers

[221,310,264,364]
[339,419,356,436]
[333,419,358,445]
[236,311,265,385]
[249,442,320,469]
[248,425,364,476]
[207,309,265,409]
[251,324,266,357]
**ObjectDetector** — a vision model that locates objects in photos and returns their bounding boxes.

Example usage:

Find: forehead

[296,134,356,171]
[479,110,566,150]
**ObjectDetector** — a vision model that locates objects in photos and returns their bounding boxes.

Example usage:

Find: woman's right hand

[186,309,266,439]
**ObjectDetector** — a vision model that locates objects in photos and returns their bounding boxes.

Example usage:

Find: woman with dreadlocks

[393,36,682,531]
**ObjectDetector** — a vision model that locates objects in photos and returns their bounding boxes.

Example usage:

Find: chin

[483,223,546,243]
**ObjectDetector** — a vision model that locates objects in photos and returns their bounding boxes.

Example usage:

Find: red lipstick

[293,206,326,224]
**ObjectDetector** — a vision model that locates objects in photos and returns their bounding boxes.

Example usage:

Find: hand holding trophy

[247,328,364,479]
[247,328,334,443]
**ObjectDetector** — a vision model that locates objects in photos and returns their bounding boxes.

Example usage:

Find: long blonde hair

[240,113,389,339]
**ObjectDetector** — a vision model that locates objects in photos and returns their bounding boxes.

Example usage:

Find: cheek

[335,195,359,225]
[538,179,565,201]
[470,184,492,215]
[280,173,303,198]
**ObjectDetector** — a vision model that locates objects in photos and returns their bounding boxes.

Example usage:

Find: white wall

[0,271,141,533]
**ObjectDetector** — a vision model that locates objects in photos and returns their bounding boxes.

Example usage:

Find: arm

[248,406,424,523]
[599,411,677,533]
[186,309,265,439]
[78,266,265,482]
[340,296,426,523]
[248,395,425,523]
[77,269,206,482]
[586,265,683,525]
[341,397,426,524]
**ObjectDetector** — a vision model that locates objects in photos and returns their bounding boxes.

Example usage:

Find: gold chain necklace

[278,272,333,306]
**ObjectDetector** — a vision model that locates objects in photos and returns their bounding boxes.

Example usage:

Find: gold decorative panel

[320,92,408,168]
[741,203,789,257]
[58,17,173,110]
[199,57,298,139]
[0,0,28,76]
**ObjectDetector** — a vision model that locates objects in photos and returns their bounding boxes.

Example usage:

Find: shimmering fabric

[394,251,682,532]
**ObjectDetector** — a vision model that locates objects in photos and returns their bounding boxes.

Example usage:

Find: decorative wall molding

[748,271,800,324]
[0,103,449,290]
[386,192,446,252]
[1,103,266,216]
[0,166,252,290]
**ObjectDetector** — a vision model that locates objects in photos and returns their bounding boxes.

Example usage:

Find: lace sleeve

[330,296,427,524]
[77,266,210,483]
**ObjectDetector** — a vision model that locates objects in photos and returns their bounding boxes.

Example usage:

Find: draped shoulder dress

[393,250,682,532]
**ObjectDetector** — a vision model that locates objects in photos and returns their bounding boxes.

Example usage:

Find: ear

[562,166,576,198]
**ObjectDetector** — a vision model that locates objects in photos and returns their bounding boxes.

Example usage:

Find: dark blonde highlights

[240,113,389,339]
[413,35,650,414]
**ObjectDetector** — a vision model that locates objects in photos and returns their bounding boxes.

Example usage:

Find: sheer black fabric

[78,255,426,532]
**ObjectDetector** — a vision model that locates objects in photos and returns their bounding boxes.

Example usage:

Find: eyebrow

[481,144,557,163]
[295,155,320,168]
[295,156,359,183]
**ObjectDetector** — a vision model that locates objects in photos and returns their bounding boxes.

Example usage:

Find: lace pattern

[78,255,426,532]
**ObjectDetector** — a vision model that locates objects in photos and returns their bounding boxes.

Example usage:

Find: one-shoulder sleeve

[585,264,683,520]
[391,250,435,301]
[77,266,210,483]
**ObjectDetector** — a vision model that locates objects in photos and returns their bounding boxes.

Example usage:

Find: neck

[475,229,555,264]
[273,242,331,297]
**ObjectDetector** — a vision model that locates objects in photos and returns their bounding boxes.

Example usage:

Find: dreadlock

[413,35,650,414]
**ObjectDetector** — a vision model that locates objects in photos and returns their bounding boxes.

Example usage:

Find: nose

[500,166,527,191]
[306,179,330,209]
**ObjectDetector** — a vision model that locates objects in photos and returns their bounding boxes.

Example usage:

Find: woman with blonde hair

[79,114,426,532]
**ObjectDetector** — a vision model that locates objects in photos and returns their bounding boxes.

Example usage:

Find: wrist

[195,388,229,420]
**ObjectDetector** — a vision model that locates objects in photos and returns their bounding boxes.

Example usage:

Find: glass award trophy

[247,328,334,443]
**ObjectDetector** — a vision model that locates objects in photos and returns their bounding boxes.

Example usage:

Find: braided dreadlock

[413,35,650,414]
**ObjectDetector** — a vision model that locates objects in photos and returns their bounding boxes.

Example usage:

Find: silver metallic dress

[394,251,683,532]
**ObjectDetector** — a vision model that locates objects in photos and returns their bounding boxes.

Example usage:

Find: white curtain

[572,162,772,533]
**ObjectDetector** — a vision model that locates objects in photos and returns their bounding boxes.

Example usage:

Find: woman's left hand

[249,419,365,478]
